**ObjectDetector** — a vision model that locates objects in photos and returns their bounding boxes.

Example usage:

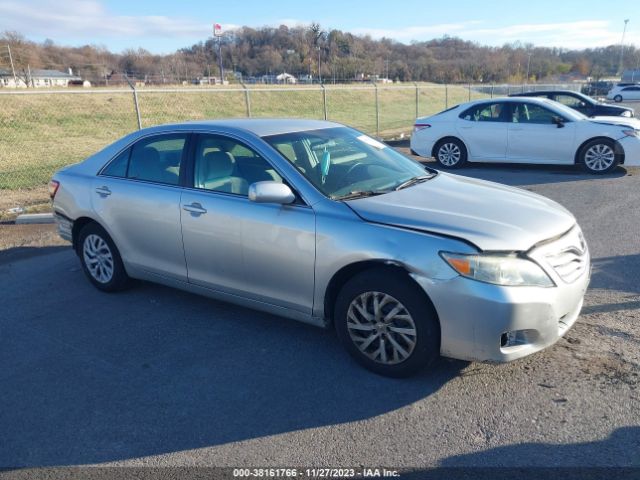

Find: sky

[1,0,639,54]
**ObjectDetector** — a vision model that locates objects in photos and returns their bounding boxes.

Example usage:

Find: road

[1,161,639,472]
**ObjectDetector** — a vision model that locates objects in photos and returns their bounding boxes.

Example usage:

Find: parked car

[411,97,640,173]
[581,81,615,97]
[607,84,640,103]
[52,119,590,377]
[510,90,634,117]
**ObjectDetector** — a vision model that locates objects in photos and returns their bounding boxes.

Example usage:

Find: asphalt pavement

[1,162,639,472]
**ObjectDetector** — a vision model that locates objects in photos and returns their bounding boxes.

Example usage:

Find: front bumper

[619,135,640,166]
[413,250,590,363]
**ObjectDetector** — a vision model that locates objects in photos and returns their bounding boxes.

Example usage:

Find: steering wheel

[337,163,369,188]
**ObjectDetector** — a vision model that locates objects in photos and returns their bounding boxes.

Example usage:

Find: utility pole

[213,22,224,84]
[7,45,17,86]
[218,37,224,83]
[618,19,630,75]
[525,53,532,84]
[317,46,321,83]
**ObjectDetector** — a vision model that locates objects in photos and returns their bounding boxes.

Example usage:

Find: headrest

[201,151,235,179]
[129,146,160,179]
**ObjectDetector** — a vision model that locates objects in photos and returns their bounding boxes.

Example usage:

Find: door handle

[510,127,523,131]
[95,186,111,197]
[183,202,207,215]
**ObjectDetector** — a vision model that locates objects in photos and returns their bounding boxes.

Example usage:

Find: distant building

[0,68,82,88]
[276,72,297,84]
[621,70,640,83]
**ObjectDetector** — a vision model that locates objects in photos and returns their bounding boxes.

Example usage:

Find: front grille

[543,228,589,283]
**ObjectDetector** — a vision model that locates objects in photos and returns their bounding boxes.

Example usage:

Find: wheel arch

[323,260,440,327]
[574,136,625,165]
[431,135,469,159]
[71,216,115,252]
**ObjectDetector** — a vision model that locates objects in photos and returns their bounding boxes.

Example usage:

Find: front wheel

[433,138,467,169]
[334,269,440,377]
[77,222,130,292]
[580,139,620,174]
[614,95,623,103]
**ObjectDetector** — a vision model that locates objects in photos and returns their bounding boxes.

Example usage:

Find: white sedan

[410,97,640,173]
[607,84,640,103]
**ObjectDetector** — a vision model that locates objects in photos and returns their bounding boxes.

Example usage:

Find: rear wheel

[77,222,130,292]
[580,139,620,174]
[614,95,623,103]
[334,269,440,377]
[433,138,467,169]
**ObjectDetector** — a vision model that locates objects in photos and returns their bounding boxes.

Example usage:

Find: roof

[149,118,342,137]
[509,90,588,98]
[464,96,559,107]
[0,68,80,79]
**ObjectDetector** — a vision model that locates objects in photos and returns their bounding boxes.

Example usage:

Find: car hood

[346,173,576,252]
[590,116,640,128]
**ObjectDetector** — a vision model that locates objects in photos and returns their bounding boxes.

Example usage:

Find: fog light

[500,329,536,348]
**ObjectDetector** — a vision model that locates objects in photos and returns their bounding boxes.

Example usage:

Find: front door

[180,133,316,313]
[506,102,576,164]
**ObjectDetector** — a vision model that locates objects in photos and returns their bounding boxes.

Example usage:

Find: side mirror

[552,116,565,128]
[248,181,295,204]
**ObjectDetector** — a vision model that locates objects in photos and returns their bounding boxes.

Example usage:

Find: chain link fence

[0,82,582,215]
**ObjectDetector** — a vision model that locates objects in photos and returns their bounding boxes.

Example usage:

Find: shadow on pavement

[590,254,640,295]
[439,426,640,467]
[0,253,466,466]
[0,245,70,265]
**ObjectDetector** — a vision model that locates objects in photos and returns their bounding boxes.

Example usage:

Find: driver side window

[554,95,585,108]
[193,135,282,196]
[511,103,557,124]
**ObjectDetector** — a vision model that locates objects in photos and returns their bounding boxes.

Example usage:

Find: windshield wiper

[394,174,436,191]
[332,190,389,201]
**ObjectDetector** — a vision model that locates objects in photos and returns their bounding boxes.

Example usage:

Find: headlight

[440,252,554,287]
[622,129,639,137]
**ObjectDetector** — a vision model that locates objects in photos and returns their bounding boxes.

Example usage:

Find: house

[0,68,82,88]
[276,72,297,84]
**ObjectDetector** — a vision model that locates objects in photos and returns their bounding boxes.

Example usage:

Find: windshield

[263,127,434,199]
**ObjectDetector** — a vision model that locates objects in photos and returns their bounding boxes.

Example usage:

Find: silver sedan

[51,119,590,377]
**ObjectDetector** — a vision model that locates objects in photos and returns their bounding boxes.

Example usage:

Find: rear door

[456,102,509,161]
[92,133,189,281]
[506,102,576,164]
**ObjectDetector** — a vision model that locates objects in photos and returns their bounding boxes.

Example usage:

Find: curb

[15,213,55,225]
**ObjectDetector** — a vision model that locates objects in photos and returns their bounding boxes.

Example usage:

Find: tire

[77,222,130,292]
[579,139,620,174]
[614,95,623,103]
[433,138,467,169]
[334,268,440,377]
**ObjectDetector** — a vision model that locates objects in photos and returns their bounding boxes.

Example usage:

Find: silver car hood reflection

[346,172,576,251]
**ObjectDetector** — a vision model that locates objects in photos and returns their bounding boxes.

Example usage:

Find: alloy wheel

[346,291,417,365]
[584,144,615,172]
[438,143,461,166]
[83,234,114,283]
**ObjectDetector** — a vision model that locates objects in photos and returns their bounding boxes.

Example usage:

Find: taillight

[413,123,431,132]
[49,180,60,199]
